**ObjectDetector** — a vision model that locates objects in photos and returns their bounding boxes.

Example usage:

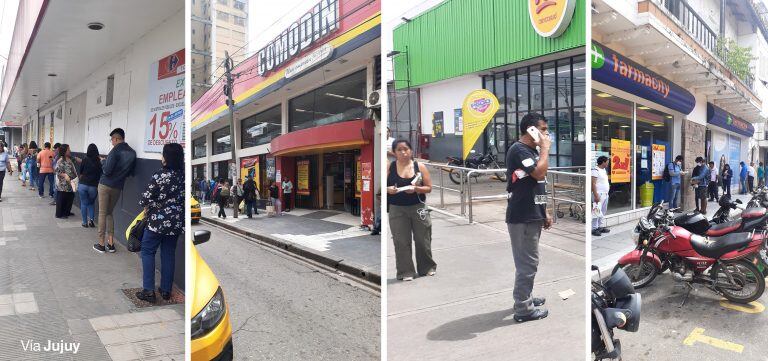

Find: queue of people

[193,175,297,219]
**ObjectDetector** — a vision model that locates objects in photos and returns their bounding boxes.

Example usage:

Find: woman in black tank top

[387,139,437,281]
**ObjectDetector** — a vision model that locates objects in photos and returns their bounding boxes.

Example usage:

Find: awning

[270,119,374,157]
[707,103,754,137]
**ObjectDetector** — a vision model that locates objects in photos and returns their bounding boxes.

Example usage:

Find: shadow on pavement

[426,307,518,341]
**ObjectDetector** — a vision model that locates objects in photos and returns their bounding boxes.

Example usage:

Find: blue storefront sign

[707,103,754,137]
[591,42,695,115]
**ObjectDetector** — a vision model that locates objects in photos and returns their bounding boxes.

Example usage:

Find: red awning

[270,119,374,156]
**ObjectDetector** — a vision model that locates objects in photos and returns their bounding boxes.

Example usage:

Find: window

[106,75,114,106]
[242,105,281,148]
[217,12,229,21]
[193,136,207,159]
[234,1,245,10]
[212,126,231,155]
[233,16,246,26]
[592,92,633,214]
[289,70,367,131]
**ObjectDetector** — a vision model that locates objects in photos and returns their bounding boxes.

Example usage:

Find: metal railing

[419,162,586,224]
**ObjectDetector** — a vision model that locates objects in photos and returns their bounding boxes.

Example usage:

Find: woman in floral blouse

[54,144,78,218]
[135,143,184,303]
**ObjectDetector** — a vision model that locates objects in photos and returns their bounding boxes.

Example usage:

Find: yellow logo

[461,90,499,160]
[528,0,576,38]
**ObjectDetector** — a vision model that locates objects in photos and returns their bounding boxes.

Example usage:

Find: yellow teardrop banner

[462,89,500,160]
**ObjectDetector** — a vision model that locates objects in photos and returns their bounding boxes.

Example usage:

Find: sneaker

[92,244,106,253]
[135,290,156,303]
[514,308,549,323]
[159,289,171,301]
[427,270,436,276]
[402,276,414,281]
[88,220,95,228]
[49,201,56,205]
[106,243,116,253]
[599,227,610,234]
[533,297,546,307]
[81,224,88,228]
[591,229,602,237]
[39,195,44,198]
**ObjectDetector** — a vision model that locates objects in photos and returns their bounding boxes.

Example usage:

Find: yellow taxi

[191,230,233,360]
[191,197,202,223]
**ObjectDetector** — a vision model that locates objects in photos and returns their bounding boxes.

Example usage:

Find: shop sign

[285,44,334,78]
[266,156,276,179]
[297,160,310,195]
[240,156,260,186]
[610,138,631,183]
[145,49,185,153]
[707,103,754,137]
[257,0,339,76]
[528,0,577,38]
[591,42,695,115]
[432,112,444,138]
[355,157,362,198]
[651,144,666,180]
[461,90,499,160]
[454,109,463,135]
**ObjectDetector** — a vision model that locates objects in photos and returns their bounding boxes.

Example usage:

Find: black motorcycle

[445,150,506,184]
[592,266,641,361]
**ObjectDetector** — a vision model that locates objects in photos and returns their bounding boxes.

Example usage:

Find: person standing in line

[93,128,137,254]
[17,144,26,186]
[739,161,748,194]
[667,155,683,208]
[758,162,765,188]
[722,163,733,197]
[36,142,55,199]
[505,113,552,322]
[78,144,102,228]
[0,143,13,202]
[243,175,259,218]
[54,144,77,219]
[200,178,209,204]
[217,180,230,218]
[591,156,610,237]
[269,181,282,216]
[691,157,710,213]
[135,143,184,303]
[282,177,293,212]
[27,141,39,191]
[707,161,719,202]
[50,143,61,206]
[231,178,244,217]
[748,162,757,193]
[387,139,435,281]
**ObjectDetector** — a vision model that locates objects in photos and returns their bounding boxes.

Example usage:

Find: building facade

[191,0,381,227]
[592,0,768,223]
[391,0,586,166]
[192,0,213,102]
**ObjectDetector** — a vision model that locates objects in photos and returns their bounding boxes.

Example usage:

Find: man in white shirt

[708,161,719,201]
[592,155,610,237]
[281,178,293,212]
[749,162,757,193]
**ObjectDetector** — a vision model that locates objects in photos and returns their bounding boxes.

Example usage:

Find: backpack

[663,163,671,182]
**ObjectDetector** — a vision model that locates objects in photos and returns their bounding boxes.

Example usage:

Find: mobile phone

[527,126,540,143]
[411,173,422,186]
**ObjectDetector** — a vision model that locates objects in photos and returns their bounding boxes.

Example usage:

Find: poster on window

[144,49,185,153]
[240,156,260,186]
[297,160,310,196]
[651,144,665,180]
[454,109,463,135]
[355,157,361,198]
[610,138,631,183]
[432,111,444,138]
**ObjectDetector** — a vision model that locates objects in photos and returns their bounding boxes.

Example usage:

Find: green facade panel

[393,0,586,88]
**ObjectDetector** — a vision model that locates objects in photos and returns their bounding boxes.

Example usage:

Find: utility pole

[223,51,239,218]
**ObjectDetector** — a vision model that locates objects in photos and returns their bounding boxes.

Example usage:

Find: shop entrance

[322,151,359,214]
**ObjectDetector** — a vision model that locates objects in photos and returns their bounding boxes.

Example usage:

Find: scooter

[592,266,641,361]
[615,202,766,304]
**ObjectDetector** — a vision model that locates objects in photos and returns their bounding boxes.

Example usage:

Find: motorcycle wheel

[448,169,462,185]
[613,262,657,289]
[492,162,507,182]
[713,259,766,304]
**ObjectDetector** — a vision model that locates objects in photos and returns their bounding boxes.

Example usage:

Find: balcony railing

[655,0,755,90]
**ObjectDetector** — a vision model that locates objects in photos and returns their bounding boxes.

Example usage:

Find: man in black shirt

[505,112,552,322]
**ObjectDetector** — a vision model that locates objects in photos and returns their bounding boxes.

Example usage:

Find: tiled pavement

[0,172,184,360]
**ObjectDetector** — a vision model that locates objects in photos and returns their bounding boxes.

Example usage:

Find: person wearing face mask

[691,157,710,213]
[666,155,684,209]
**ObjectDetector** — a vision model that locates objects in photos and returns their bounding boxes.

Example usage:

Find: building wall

[212,0,248,80]
[192,0,212,102]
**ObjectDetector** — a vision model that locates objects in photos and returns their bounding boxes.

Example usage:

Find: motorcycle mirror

[470,149,476,154]
[736,199,743,204]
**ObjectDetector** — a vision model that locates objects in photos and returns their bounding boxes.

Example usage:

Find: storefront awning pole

[224,51,239,218]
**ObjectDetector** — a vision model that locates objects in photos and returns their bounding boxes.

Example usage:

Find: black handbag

[127,218,148,252]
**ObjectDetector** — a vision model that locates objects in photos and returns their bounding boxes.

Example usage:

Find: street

[192,223,381,360]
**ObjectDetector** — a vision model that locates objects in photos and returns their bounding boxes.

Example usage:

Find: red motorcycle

[614,203,766,304]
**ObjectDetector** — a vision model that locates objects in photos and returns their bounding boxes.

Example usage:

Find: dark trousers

[140,229,178,293]
[723,180,731,196]
[694,186,708,213]
[55,191,74,218]
[284,193,292,211]
[0,171,6,198]
[708,182,719,201]
[245,199,257,217]
[38,172,54,197]
[218,199,227,218]
[749,176,755,193]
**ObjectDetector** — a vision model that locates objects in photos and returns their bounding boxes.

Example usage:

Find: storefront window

[241,105,281,148]
[192,136,206,159]
[212,126,231,155]
[592,91,633,214]
[289,70,367,132]
[193,164,206,181]
[212,160,232,183]
[635,104,671,209]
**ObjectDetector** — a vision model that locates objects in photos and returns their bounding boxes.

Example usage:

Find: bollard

[468,170,474,223]
[439,166,445,209]
[460,169,465,216]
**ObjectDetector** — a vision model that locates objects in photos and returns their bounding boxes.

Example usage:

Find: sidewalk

[591,193,753,273]
[199,203,381,284]
[386,210,585,360]
[0,173,184,360]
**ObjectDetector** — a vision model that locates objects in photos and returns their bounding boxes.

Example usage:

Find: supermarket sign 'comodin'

[257,0,339,76]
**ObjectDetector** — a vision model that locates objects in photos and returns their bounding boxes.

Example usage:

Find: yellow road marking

[683,328,743,353]
[719,300,765,314]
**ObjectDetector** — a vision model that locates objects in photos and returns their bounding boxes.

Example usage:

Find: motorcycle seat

[742,207,767,218]
[706,219,741,236]
[691,232,753,259]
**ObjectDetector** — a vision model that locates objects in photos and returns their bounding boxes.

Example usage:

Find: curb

[200,216,381,287]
